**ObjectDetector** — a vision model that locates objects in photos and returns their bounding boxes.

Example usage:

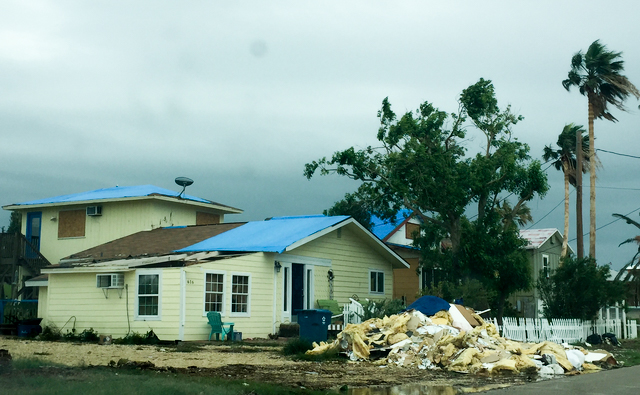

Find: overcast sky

[2,1,639,270]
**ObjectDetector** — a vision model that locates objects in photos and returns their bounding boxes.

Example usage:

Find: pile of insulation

[306,308,611,375]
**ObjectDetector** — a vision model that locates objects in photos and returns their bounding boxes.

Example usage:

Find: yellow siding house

[38,215,409,341]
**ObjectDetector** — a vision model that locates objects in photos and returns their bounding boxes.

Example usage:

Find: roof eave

[4,195,243,214]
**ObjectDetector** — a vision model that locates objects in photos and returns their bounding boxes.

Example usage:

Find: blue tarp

[10,185,215,206]
[370,209,412,240]
[177,215,350,253]
[404,295,450,316]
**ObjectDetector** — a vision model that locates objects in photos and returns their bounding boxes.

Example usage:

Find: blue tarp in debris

[176,215,350,253]
[10,185,214,206]
[404,295,450,316]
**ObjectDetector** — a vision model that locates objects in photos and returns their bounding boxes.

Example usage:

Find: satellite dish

[175,177,194,198]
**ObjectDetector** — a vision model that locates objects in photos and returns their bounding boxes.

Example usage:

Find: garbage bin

[17,318,42,338]
[297,309,332,343]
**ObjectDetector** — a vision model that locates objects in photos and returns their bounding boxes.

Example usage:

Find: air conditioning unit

[96,273,124,289]
[86,206,102,216]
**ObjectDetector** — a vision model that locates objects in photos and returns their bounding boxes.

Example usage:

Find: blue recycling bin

[297,309,332,343]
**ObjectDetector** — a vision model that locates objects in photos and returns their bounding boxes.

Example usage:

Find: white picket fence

[491,317,638,343]
[342,298,365,325]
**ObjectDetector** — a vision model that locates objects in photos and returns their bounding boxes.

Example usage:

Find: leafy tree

[537,256,624,320]
[7,212,21,234]
[543,124,589,257]
[323,192,374,230]
[612,212,640,306]
[563,40,640,258]
[305,79,548,322]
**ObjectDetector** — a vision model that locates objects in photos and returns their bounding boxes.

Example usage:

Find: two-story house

[2,184,242,297]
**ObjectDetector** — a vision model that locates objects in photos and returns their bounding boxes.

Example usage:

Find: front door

[282,263,314,322]
[291,264,305,315]
[25,212,42,257]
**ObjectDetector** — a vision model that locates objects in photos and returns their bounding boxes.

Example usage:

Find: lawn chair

[207,312,234,341]
[317,299,344,331]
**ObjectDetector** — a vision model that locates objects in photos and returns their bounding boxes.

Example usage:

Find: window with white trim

[370,270,384,294]
[204,272,225,313]
[542,254,550,279]
[231,274,250,316]
[136,271,160,320]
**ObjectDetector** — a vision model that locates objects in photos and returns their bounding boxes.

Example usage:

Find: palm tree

[543,124,589,257]
[612,213,640,307]
[562,40,640,259]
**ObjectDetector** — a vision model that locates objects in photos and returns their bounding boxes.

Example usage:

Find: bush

[282,338,313,356]
[359,298,405,321]
[113,330,159,345]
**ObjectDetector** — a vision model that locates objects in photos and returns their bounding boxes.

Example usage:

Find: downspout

[179,268,186,341]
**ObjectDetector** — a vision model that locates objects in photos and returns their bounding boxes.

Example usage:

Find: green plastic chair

[207,312,235,341]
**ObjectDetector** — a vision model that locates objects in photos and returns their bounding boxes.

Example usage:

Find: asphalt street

[488,365,640,394]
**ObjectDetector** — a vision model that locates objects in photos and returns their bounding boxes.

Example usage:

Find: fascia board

[3,195,243,213]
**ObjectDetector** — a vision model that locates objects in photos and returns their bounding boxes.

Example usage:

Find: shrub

[282,338,313,356]
[359,298,405,321]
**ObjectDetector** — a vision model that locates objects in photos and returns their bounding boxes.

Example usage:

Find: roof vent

[175,177,194,198]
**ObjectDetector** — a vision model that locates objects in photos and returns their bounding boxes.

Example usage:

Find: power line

[527,192,572,229]
[568,206,640,243]
[597,148,640,160]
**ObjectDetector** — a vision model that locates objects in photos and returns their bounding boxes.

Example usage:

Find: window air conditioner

[86,206,102,216]
[96,273,124,289]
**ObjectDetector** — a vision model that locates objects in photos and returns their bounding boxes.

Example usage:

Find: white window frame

[203,270,226,316]
[542,254,550,279]
[369,269,385,295]
[230,272,251,318]
[135,270,162,321]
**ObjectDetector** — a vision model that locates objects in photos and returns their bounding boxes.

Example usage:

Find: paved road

[488,365,640,394]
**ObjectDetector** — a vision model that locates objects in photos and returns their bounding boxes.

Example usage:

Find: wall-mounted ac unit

[96,273,124,289]
[87,206,102,216]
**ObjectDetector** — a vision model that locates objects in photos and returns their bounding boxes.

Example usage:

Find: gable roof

[177,215,350,253]
[49,214,409,270]
[519,228,570,251]
[62,222,245,263]
[370,209,413,240]
[3,184,242,213]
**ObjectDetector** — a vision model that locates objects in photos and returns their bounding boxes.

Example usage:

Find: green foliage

[537,256,625,320]
[323,192,373,230]
[305,79,548,323]
[113,330,160,345]
[282,338,313,355]
[39,325,62,341]
[7,211,21,234]
[420,279,494,312]
[358,298,406,320]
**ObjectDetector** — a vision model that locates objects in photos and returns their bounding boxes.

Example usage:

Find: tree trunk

[495,292,507,326]
[575,125,584,259]
[562,161,570,259]
[588,100,596,259]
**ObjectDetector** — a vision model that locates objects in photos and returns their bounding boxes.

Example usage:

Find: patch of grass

[0,359,331,395]
[615,339,640,367]
[282,338,313,356]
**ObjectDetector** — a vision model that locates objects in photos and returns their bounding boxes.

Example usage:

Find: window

[196,211,220,225]
[405,222,420,240]
[542,254,550,279]
[204,272,224,313]
[58,209,86,238]
[370,270,384,294]
[136,272,160,320]
[231,274,250,316]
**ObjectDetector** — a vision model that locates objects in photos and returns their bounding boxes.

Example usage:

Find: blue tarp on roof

[11,185,212,206]
[370,209,412,240]
[177,215,350,253]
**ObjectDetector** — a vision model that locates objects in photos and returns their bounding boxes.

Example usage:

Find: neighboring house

[35,215,409,341]
[511,228,571,318]
[2,185,242,267]
[370,210,422,304]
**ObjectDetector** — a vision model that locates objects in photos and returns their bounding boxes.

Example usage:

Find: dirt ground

[0,336,533,391]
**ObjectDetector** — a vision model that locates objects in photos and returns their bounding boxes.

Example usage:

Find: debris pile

[307,306,614,375]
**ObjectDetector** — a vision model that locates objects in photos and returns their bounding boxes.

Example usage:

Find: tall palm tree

[562,40,640,259]
[543,124,589,257]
